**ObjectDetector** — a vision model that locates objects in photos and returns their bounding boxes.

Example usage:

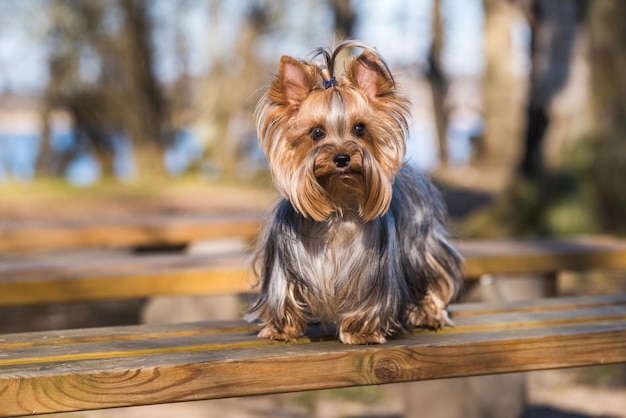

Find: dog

[246,41,462,344]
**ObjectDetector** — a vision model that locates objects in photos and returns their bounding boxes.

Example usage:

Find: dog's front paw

[257,324,303,342]
[339,329,387,345]
[408,291,454,330]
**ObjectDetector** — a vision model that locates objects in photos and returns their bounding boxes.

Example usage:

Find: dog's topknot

[309,40,397,90]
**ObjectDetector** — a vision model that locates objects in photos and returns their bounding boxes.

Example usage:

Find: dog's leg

[255,281,308,342]
[257,309,306,342]
[407,290,454,330]
[338,329,387,345]
[258,320,305,342]
[337,314,389,344]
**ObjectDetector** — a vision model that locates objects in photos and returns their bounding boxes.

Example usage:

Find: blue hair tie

[324,76,338,89]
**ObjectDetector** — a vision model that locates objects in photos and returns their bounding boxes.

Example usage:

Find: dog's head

[256,41,410,222]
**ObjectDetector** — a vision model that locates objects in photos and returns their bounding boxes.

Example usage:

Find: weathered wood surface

[1,237,626,306]
[0,294,625,417]
[459,236,626,277]
[0,253,251,306]
[0,213,261,253]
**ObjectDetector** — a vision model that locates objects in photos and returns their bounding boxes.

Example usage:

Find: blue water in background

[0,132,38,182]
[0,127,204,185]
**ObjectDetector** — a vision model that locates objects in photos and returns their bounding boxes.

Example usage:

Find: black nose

[333,153,350,168]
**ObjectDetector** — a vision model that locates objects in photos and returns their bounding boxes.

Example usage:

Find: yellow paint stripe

[0,335,331,367]
[0,325,259,350]
[430,312,626,335]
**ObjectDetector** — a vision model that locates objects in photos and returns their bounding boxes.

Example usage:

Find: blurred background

[0,0,623,238]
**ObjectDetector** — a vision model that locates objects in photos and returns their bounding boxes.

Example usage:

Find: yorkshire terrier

[247,41,462,345]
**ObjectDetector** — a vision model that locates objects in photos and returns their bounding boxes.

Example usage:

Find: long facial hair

[255,41,411,221]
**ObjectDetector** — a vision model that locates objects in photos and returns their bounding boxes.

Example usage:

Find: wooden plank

[0,213,261,252]
[0,295,625,416]
[1,237,626,306]
[449,293,626,317]
[0,254,252,306]
[459,236,626,277]
[1,294,621,350]
[2,303,624,359]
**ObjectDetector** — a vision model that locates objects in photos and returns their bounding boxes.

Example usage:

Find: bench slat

[1,237,626,307]
[1,295,625,416]
[0,254,250,306]
[2,306,625,366]
[449,293,626,316]
[460,236,626,277]
[3,294,624,350]
[0,213,260,253]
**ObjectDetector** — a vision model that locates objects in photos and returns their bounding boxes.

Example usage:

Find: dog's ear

[347,50,395,101]
[268,56,318,109]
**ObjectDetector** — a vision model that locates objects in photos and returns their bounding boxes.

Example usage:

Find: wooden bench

[0,213,261,253]
[1,236,626,306]
[1,215,626,416]
[1,293,625,416]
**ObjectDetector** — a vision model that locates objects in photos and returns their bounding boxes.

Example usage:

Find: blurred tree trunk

[36,0,81,178]
[518,0,587,180]
[587,1,626,232]
[473,0,526,189]
[329,0,356,40]
[118,0,169,180]
[78,0,118,179]
[428,0,448,167]
[169,1,193,133]
[35,103,59,178]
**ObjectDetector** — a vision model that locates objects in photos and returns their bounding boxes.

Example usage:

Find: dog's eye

[352,123,366,138]
[310,126,326,141]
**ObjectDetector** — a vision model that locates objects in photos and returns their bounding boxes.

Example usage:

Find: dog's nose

[333,153,350,168]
